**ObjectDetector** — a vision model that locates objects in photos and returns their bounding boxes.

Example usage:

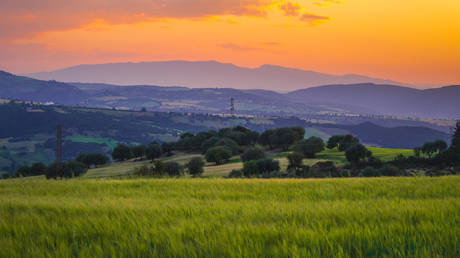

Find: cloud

[300,12,330,24]
[0,0,278,39]
[218,43,263,52]
[279,2,302,16]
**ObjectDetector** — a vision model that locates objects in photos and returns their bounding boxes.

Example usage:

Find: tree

[64,161,87,178]
[327,135,345,149]
[258,130,275,149]
[164,161,184,176]
[214,138,240,154]
[240,147,265,162]
[274,127,302,151]
[451,121,460,153]
[256,158,280,175]
[161,142,175,156]
[77,153,109,168]
[287,152,304,170]
[132,145,146,159]
[200,136,220,153]
[243,160,259,177]
[345,144,372,166]
[186,157,205,177]
[293,137,325,158]
[205,146,232,165]
[434,140,448,153]
[152,160,166,176]
[30,162,47,176]
[145,142,162,160]
[310,161,338,178]
[16,165,31,177]
[413,147,422,158]
[112,144,133,161]
[422,142,437,158]
[338,135,360,152]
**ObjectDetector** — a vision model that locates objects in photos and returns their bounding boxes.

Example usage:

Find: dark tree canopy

[240,147,265,162]
[145,142,163,160]
[186,157,205,177]
[205,146,232,165]
[345,144,372,166]
[112,144,133,161]
[287,152,304,170]
[293,137,325,158]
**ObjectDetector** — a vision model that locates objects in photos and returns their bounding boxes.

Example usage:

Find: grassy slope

[0,177,459,257]
[85,147,414,179]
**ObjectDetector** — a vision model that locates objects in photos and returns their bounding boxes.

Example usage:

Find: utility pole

[56,124,62,179]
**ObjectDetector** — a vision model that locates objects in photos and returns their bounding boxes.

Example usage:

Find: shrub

[292,137,325,158]
[186,157,205,177]
[205,146,232,165]
[361,167,381,177]
[133,165,152,176]
[379,165,406,177]
[241,147,265,162]
[228,169,243,178]
[152,160,166,176]
[16,166,31,177]
[145,142,162,160]
[132,145,147,159]
[256,158,280,175]
[310,161,339,178]
[345,144,372,166]
[30,162,47,176]
[112,144,133,161]
[243,160,259,177]
[287,152,304,170]
[164,161,184,176]
[63,161,87,178]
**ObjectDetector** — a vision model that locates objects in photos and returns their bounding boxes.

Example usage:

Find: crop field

[0,176,459,257]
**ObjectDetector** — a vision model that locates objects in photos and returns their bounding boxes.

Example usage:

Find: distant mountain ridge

[27,60,405,91]
[0,70,86,104]
[1,70,459,119]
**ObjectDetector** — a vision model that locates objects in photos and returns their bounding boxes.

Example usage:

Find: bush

[256,158,280,175]
[361,167,381,177]
[30,162,47,176]
[164,161,184,176]
[16,165,31,177]
[241,147,265,162]
[133,165,152,176]
[186,157,205,177]
[76,153,109,168]
[243,160,259,177]
[112,144,133,161]
[63,161,87,178]
[292,137,325,158]
[228,169,243,178]
[205,146,232,165]
[379,165,406,177]
[132,145,146,159]
[145,142,162,160]
[310,161,339,178]
[345,144,372,166]
[152,160,166,176]
[287,152,304,170]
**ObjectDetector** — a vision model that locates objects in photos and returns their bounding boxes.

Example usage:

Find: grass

[84,147,415,179]
[0,176,459,257]
[66,136,119,149]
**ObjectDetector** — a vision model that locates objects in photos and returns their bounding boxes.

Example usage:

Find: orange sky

[1,0,459,86]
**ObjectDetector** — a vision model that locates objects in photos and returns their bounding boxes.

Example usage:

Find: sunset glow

[1,0,459,86]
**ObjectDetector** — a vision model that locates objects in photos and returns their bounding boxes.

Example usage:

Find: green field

[66,136,119,149]
[85,147,414,179]
[0,177,459,257]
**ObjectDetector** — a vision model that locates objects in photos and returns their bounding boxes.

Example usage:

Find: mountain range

[1,69,459,120]
[28,60,405,91]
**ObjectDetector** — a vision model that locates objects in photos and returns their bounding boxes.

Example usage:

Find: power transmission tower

[230,97,235,116]
[56,124,63,179]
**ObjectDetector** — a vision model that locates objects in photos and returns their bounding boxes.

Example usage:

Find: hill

[0,71,86,104]
[0,101,450,174]
[27,60,404,91]
[287,83,460,119]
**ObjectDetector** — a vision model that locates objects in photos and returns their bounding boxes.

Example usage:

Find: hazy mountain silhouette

[287,83,460,119]
[27,60,405,91]
[0,70,86,104]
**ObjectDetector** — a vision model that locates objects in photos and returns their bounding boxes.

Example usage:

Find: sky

[1,0,459,86]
